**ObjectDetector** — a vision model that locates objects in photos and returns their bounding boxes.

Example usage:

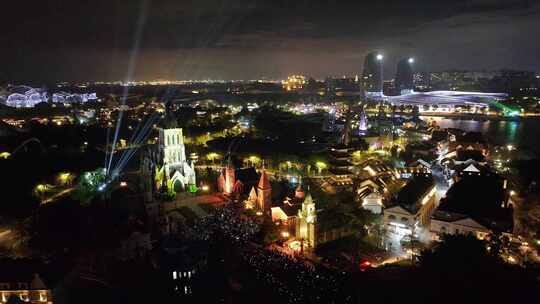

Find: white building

[430,210,490,241]
[362,192,384,214]
[158,127,196,192]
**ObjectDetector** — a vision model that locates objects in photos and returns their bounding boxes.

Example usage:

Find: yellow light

[0,152,11,159]
[315,161,327,173]
[57,172,73,186]
[201,185,209,191]
[281,231,290,238]
[256,211,263,216]
[509,190,516,196]
[207,152,220,160]
[120,181,128,187]
[35,184,47,192]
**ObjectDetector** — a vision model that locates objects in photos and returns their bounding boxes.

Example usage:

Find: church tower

[257,169,272,212]
[295,178,305,200]
[296,192,317,248]
[160,127,187,177]
[157,106,196,192]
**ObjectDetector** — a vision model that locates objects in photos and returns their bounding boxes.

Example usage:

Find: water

[421,116,540,156]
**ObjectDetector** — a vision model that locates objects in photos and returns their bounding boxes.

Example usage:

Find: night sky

[1,0,539,82]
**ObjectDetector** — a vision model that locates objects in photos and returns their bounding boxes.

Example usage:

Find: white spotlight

[376,54,383,61]
[408,57,414,64]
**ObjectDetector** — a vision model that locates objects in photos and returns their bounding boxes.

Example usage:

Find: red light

[361,261,371,266]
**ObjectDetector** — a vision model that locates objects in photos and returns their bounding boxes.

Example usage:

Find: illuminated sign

[400,173,412,179]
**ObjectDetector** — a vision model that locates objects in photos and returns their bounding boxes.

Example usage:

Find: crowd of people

[190,204,260,243]
[242,247,352,303]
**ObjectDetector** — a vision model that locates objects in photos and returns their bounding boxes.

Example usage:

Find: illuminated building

[296,192,317,248]
[3,86,47,108]
[246,186,258,209]
[361,52,384,99]
[357,107,368,135]
[282,75,306,91]
[217,163,236,195]
[51,92,97,104]
[294,180,305,199]
[144,108,196,196]
[430,210,490,241]
[0,85,97,108]
[0,273,52,304]
[256,169,272,212]
[383,175,437,235]
[218,167,258,197]
[361,192,384,214]
[157,127,196,193]
[322,106,337,132]
[292,190,357,250]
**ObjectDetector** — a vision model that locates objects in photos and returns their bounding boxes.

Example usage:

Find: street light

[57,172,73,186]
[376,54,383,61]
[315,161,327,174]
[408,57,414,64]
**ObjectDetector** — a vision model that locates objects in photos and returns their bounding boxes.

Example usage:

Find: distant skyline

[1,0,539,82]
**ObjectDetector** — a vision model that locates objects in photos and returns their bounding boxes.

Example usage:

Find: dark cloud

[0,0,538,81]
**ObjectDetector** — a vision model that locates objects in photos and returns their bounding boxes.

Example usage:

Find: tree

[416,234,536,303]
[418,234,495,271]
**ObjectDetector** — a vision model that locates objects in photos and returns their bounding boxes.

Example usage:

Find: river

[421,116,540,156]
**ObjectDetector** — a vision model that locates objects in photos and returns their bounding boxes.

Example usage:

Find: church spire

[258,169,271,190]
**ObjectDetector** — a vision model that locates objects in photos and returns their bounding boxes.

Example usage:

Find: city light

[408,57,414,64]
[120,181,128,187]
[376,54,383,61]
[281,231,290,238]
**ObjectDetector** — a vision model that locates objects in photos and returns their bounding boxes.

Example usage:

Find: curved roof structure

[386,90,507,106]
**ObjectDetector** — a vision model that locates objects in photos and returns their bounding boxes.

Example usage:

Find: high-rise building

[361,52,384,99]
[395,57,415,95]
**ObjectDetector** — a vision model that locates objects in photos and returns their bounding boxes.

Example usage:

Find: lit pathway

[40,187,75,205]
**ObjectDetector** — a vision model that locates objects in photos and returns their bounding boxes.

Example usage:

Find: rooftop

[395,175,435,213]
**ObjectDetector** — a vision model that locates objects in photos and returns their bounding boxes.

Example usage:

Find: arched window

[401,217,408,223]
[388,215,396,220]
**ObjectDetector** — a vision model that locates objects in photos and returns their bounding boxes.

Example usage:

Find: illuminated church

[240,169,272,212]
[296,192,318,248]
[140,108,196,198]
[155,126,197,193]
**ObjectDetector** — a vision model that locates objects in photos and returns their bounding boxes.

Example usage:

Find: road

[431,162,450,204]
[41,187,75,205]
